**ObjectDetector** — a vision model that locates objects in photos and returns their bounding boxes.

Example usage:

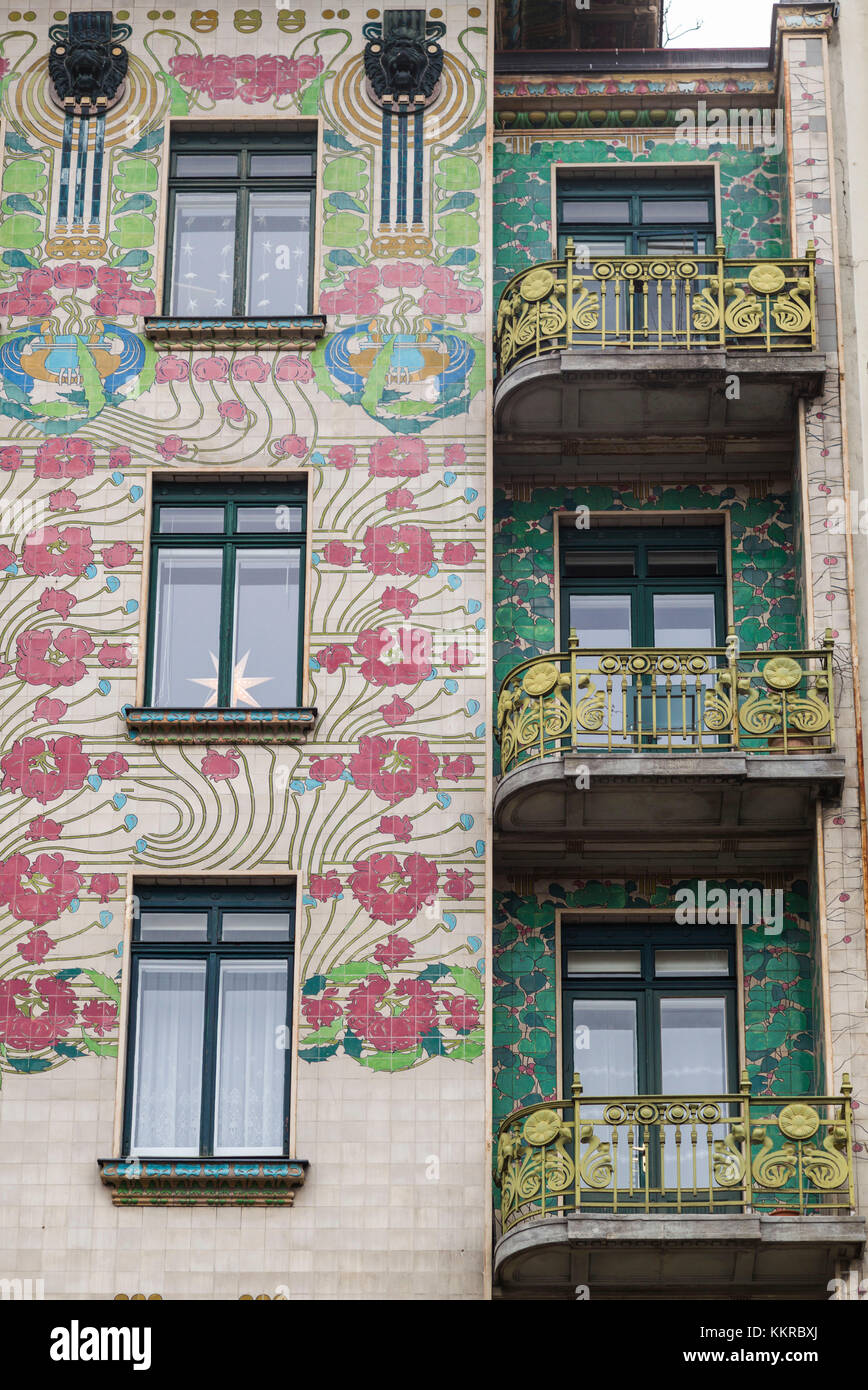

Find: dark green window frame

[146,479,307,709]
[123,884,295,1158]
[165,129,316,318]
[556,175,717,259]
[559,523,727,648]
[560,920,738,1098]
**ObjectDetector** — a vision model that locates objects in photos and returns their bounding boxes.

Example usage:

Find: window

[166,130,315,317]
[125,886,295,1157]
[147,481,306,710]
[557,175,716,258]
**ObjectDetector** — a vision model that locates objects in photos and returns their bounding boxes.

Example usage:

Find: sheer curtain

[130,961,206,1155]
[214,961,287,1155]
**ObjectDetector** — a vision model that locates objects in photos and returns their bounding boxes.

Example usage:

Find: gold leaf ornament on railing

[724,281,764,335]
[692,282,722,333]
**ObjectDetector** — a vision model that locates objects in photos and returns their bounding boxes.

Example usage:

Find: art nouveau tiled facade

[0,1,865,1302]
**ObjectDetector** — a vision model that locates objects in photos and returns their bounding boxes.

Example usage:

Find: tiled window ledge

[143,316,326,350]
[98,1158,308,1207]
[124,706,317,743]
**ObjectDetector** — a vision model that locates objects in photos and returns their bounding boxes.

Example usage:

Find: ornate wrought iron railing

[496,630,835,774]
[495,240,817,373]
[495,1073,855,1231]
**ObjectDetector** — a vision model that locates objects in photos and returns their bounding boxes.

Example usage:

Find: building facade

[0,1,865,1302]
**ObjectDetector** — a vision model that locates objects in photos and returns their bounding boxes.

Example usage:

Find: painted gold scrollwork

[752,1131,798,1190]
[570,284,600,332]
[801,1133,851,1191]
[576,1131,614,1190]
[771,283,813,335]
[712,1131,748,1188]
[692,284,722,333]
[724,284,764,336]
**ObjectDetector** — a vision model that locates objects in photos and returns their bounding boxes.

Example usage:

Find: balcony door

[562,924,737,1203]
[560,525,726,748]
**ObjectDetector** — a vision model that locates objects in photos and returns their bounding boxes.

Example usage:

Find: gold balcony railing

[495,240,817,373]
[496,630,835,775]
[495,1073,855,1231]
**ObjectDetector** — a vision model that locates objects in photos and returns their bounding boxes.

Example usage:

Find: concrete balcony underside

[493,350,826,472]
[495,1213,866,1300]
[494,753,846,873]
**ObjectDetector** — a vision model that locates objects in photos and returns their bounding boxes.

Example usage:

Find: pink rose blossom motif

[349,734,436,804]
[156,355,190,383]
[379,813,412,843]
[90,873,120,903]
[231,355,270,382]
[378,694,414,728]
[0,543,16,569]
[309,755,345,783]
[0,446,22,471]
[322,540,355,568]
[361,524,435,578]
[381,263,424,289]
[348,852,438,926]
[0,269,56,317]
[16,628,94,688]
[97,641,131,669]
[444,444,466,467]
[443,993,480,1032]
[315,644,353,674]
[420,265,482,317]
[368,437,429,479]
[373,933,414,967]
[0,851,84,926]
[17,928,56,964]
[308,871,342,902]
[443,642,472,672]
[385,488,416,511]
[52,263,95,290]
[275,355,315,382]
[320,266,383,317]
[32,696,68,725]
[92,265,155,318]
[201,748,240,782]
[302,988,341,1030]
[441,753,475,782]
[25,816,63,842]
[1,734,90,805]
[218,400,246,422]
[81,1000,118,1036]
[192,357,229,382]
[156,436,189,462]
[109,445,131,470]
[355,626,433,687]
[34,437,96,479]
[102,541,135,569]
[0,660,10,679]
[96,752,128,779]
[21,524,94,578]
[444,868,473,901]
[0,975,78,1049]
[364,977,437,1051]
[37,588,76,620]
[274,434,308,458]
[443,540,477,565]
[380,586,419,619]
[48,489,80,513]
[328,444,355,470]
[168,52,324,104]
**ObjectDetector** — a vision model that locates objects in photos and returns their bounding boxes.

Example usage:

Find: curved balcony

[493,1076,864,1298]
[493,243,825,467]
[493,634,845,871]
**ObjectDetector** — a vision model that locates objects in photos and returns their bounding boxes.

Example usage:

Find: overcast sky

[665,0,777,47]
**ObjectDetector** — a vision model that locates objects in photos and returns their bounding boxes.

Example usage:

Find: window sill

[98,1158,308,1207]
[124,706,317,743]
[143,315,326,350]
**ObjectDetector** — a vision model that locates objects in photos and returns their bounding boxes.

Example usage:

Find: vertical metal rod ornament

[57,112,75,226]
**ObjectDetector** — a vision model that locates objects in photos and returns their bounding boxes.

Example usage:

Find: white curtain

[131,961,206,1155]
[214,961,287,1156]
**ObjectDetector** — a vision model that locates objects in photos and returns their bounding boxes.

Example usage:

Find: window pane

[572,998,638,1092]
[171,191,236,315]
[214,961,288,1155]
[641,199,709,223]
[139,911,209,942]
[151,549,223,707]
[246,191,310,315]
[249,153,313,176]
[235,504,303,534]
[655,949,730,977]
[660,997,728,1093]
[131,961,205,1155]
[157,506,225,535]
[642,235,705,254]
[569,593,633,647]
[175,153,238,177]
[562,199,631,223]
[653,593,717,648]
[222,912,292,942]
[567,949,642,976]
[563,549,635,578]
[232,549,300,706]
[647,548,720,577]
